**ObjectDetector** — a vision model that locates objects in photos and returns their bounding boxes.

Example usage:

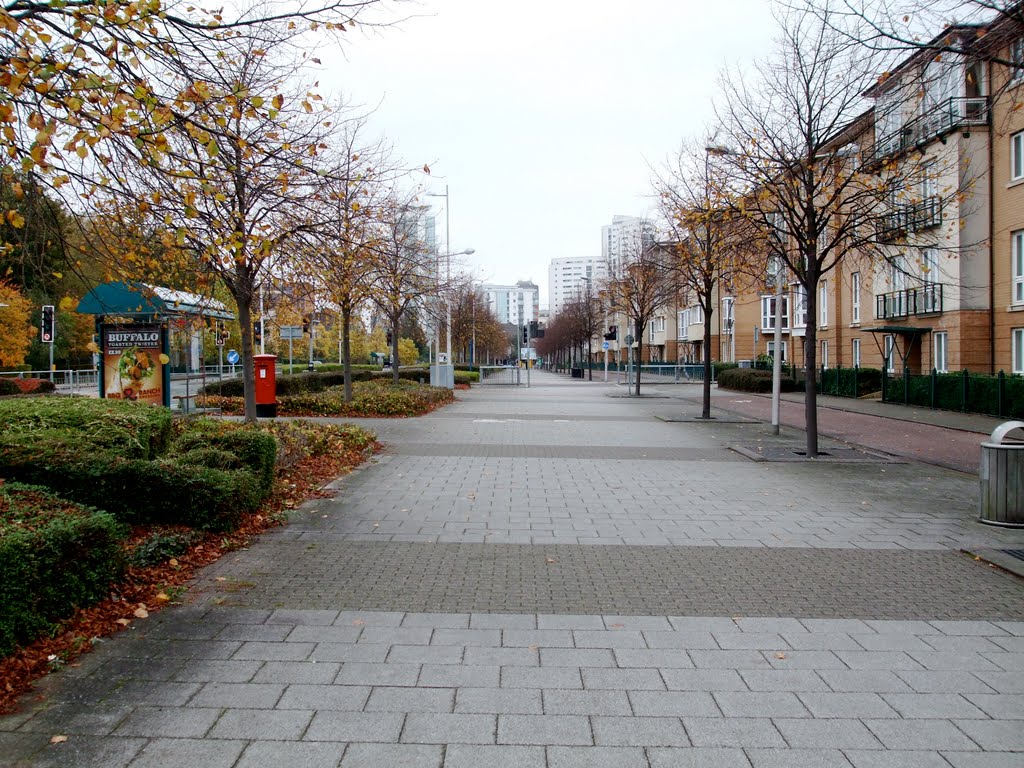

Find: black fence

[882,368,1024,419]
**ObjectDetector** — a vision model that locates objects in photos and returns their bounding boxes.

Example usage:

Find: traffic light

[253,321,262,345]
[40,305,55,343]
[604,325,617,341]
[302,315,311,335]
[522,324,529,344]
[529,320,538,338]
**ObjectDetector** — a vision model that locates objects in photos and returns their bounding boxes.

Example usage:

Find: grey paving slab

[6,377,1024,767]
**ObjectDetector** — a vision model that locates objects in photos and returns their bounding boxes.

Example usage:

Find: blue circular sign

[227,349,240,364]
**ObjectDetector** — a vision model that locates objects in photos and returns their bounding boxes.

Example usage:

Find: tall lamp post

[426,185,474,389]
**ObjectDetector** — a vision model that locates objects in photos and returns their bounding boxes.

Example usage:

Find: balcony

[875,196,944,241]
[868,96,989,165]
[875,283,944,319]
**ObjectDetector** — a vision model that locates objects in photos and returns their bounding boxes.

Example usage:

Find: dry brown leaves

[0,440,379,715]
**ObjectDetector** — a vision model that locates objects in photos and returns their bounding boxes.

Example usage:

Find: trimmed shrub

[0,398,173,459]
[712,362,739,377]
[0,378,21,396]
[14,378,57,394]
[454,372,474,386]
[717,368,801,393]
[0,483,125,656]
[820,367,882,398]
[127,529,202,567]
[171,428,278,494]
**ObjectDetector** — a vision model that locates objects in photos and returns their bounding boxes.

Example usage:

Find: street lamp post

[426,185,474,389]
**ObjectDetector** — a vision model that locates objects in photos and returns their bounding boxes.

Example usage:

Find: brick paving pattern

[2,371,1023,768]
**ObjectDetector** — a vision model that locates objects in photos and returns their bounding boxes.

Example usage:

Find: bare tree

[656,137,751,418]
[716,4,979,455]
[370,195,435,384]
[604,226,678,396]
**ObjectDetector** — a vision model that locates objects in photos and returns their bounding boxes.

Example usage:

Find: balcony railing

[875,196,944,241]
[875,283,944,319]
[868,96,989,164]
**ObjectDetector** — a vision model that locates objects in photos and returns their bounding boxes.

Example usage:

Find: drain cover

[1001,550,1024,562]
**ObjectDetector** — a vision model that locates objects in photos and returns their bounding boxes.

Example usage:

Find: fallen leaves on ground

[0,438,380,715]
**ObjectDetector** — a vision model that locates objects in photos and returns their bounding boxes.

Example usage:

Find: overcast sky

[321,0,778,308]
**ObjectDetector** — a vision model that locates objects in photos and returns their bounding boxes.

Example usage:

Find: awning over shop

[77,281,235,321]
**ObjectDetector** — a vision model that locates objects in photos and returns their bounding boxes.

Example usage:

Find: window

[821,340,829,370]
[1015,329,1024,374]
[1013,131,1024,182]
[792,287,807,328]
[852,338,861,368]
[678,311,688,339]
[761,296,789,331]
[1012,38,1024,84]
[933,331,948,373]
[721,297,735,331]
[819,282,829,327]
[766,340,787,361]
[884,335,896,373]
[920,162,937,201]
[1014,230,1024,305]
[851,272,861,324]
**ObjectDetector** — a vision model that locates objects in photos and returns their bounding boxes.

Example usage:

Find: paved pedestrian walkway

[3,371,1024,768]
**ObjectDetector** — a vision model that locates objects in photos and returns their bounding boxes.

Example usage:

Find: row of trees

[547,0,1022,456]
[0,0,514,419]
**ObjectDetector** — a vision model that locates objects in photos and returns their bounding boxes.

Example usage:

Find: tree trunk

[588,338,592,380]
[391,315,400,385]
[236,288,257,423]
[701,303,713,419]
[634,319,643,397]
[342,303,353,402]
[804,285,819,457]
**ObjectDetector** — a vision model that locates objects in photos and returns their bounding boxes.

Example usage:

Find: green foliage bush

[260,419,377,469]
[717,368,801,393]
[0,483,125,656]
[201,368,436,398]
[0,378,20,396]
[0,397,173,459]
[127,529,201,568]
[712,362,739,377]
[454,372,474,386]
[171,427,278,494]
[886,370,1024,418]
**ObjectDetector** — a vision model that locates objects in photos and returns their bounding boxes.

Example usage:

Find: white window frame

[766,339,787,362]
[934,331,948,373]
[1012,38,1024,84]
[1014,230,1024,306]
[792,287,808,329]
[1014,329,1024,375]
[851,272,861,324]
[677,311,688,340]
[761,295,789,331]
[852,338,861,368]
[821,340,829,370]
[1013,131,1024,182]
[819,282,828,328]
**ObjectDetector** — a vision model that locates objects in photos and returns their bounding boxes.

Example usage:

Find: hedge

[0,398,173,459]
[717,368,802,393]
[0,435,262,530]
[170,427,278,494]
[0,483,125,656]
[885,370,1024,418]
[0,379,21,396]
[820,367,882,398]
[200,368,434,398]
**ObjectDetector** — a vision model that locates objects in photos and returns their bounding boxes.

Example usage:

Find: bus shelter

[77,282,234,408]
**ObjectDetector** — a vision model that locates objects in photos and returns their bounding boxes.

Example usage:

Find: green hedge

[0,379,20,396]
[820,367,882,398]
[0,398,173,459]
[717,368,801,393]
[885,370,1024,418]
[201,368,435,398]
[0,483,125,656]
[171,427,278,494]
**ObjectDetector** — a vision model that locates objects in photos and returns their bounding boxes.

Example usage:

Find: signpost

[280,325,302,370]
[602,340,610,382]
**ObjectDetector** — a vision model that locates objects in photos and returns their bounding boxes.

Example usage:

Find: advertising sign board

[102,324,166,405]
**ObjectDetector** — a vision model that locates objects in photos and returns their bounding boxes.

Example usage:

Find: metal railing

[478,365,521,385]
[875,196,943,241]
[868,96,989,164]
[0,368,98,395]
[620,364,714,384]
[875,283,944,319]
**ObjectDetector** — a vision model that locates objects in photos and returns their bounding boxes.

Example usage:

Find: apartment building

[723,14,1023,377]
[548,257,608,318]
[482,281,540,326]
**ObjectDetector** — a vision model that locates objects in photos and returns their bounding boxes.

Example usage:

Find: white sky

[321,0,778,308]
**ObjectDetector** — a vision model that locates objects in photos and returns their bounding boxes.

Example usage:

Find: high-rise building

[548,257,608,318]
[482,281,540,326]
[601,215,657,277]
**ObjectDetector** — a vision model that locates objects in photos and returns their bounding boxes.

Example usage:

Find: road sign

[280,325,303,340]
[227,349,240,365]
[602,340,610,350]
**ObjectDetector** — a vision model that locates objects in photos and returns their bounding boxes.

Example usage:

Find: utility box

[979,421,1024,527]
[254,354,278,418]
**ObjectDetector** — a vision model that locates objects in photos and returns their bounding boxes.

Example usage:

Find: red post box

[253,354,277,418]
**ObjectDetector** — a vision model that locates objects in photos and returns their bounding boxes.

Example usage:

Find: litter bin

[253,354,278,418]
[979,421,1024,527]
[571,368,584,379]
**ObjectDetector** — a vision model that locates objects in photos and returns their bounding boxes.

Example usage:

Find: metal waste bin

[979,421,1024,527]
